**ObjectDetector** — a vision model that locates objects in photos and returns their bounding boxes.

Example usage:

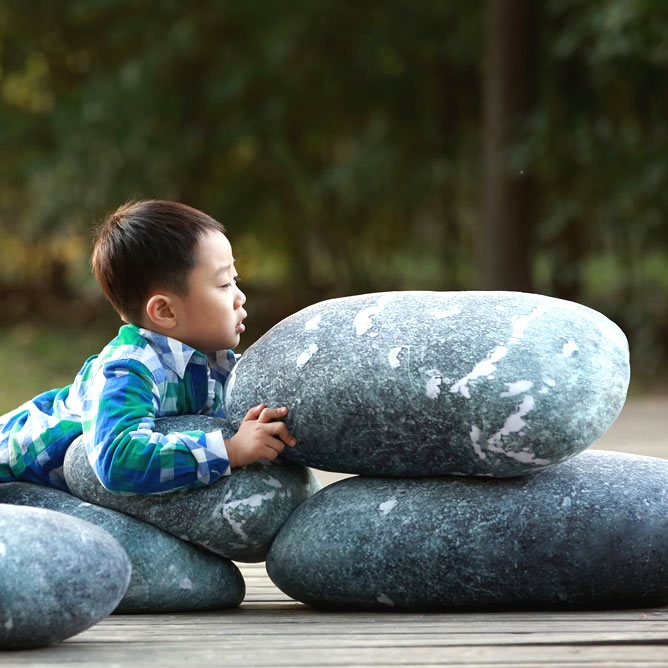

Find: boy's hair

[92,200,226,324]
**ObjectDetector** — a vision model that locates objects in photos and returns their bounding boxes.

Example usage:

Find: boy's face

[173,230,247,353]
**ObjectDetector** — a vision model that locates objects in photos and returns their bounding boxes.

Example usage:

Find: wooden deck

[2,397,668,667]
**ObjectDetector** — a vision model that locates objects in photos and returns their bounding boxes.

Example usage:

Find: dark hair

[92,200,226,323]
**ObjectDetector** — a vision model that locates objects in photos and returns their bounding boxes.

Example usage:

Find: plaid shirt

[0,324,236,494]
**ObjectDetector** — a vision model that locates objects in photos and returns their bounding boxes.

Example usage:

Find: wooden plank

[4,636,668,667]
[68,631,668,647]
[3,600,668,667]
[86,617,668,635]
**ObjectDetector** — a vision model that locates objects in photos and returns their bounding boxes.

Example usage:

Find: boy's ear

[145,293,178,330]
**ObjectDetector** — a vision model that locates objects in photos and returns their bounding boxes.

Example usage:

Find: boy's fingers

[243,404,265,421]
[258,406,288,423]
[263,422,296,447]
[262,428,296,452]
[266,439,285,454]
[276,425,297,446]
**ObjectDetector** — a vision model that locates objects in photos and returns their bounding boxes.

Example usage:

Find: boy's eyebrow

[214,261,236,276]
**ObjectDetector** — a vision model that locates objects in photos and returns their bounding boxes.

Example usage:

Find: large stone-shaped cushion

[0,504,130,649]
[267,450,668,611]
[64,415,321,562]
[0,483,244,613]
[224,291,629,477]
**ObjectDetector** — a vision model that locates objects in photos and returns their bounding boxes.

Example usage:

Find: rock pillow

[267,450,668,611]
[0,483,244,613]
[64,415,321,562]
[225,291,630,477]
[0,504,130,650]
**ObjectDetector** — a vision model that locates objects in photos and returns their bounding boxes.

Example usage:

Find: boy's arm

[81,357,231,495]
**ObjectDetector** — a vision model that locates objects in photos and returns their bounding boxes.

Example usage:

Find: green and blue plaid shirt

[0,324,237,494]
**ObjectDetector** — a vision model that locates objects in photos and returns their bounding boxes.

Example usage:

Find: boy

[0,200,296,494]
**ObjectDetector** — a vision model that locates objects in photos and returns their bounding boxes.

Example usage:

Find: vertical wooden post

[479,0,535,291]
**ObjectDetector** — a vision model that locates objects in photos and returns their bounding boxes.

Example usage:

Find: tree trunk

[478,0,535,291]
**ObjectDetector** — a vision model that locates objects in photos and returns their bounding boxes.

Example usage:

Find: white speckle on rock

[77,502,92,508]
[179,577,193,590]
[450,346,508,398]
[377,593,395,607]
[425,369,443,399]
[484,396,550,465]
[388,346,404,368]
[221,491,277,542]
[296,343,318,366]
[239,492,276,509]
[561,496,572,509]
[512,451,545,471]
[377,498,398,515]
[4,617,13,630]
[500,380,534,397]
[489,396,535,445]
[539,378,556,395]
[433,308,462,319]
[470,425,486,459]
[561,339,579,357]
[263,476,283,489]
[353,294,393,336]
[509,306,548,343]
[305,315,321,331]
[496,448,549,465]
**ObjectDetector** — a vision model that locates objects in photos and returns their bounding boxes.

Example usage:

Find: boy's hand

[224,404,297,468]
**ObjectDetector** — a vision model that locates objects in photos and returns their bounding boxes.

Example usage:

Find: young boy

[0,200,296,494]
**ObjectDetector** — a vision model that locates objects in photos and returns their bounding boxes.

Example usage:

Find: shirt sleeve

[81,357,231,495]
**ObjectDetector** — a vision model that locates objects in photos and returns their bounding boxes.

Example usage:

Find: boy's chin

[219,334,241,351]
[197,338,239,354]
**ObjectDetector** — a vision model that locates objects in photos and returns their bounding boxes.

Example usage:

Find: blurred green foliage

[0,0,667,389]
[0,324,114,411]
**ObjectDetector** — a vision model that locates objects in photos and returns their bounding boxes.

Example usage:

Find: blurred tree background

[0,0,667,403]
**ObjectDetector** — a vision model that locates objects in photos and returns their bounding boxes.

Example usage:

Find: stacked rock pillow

[0,504,131,649]
[222,291,668,611]
[0,483,246,615]
[2,420,320,648]
[64,416,321,564]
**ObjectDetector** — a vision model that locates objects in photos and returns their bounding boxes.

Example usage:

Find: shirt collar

[136,326,207,378]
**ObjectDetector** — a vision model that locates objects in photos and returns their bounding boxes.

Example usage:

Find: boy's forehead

[196,229,235,270]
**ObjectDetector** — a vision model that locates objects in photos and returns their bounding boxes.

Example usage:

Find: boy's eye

[221,276,241,289]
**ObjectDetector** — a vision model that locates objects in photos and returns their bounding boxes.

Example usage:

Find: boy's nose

[236,287,246,306]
